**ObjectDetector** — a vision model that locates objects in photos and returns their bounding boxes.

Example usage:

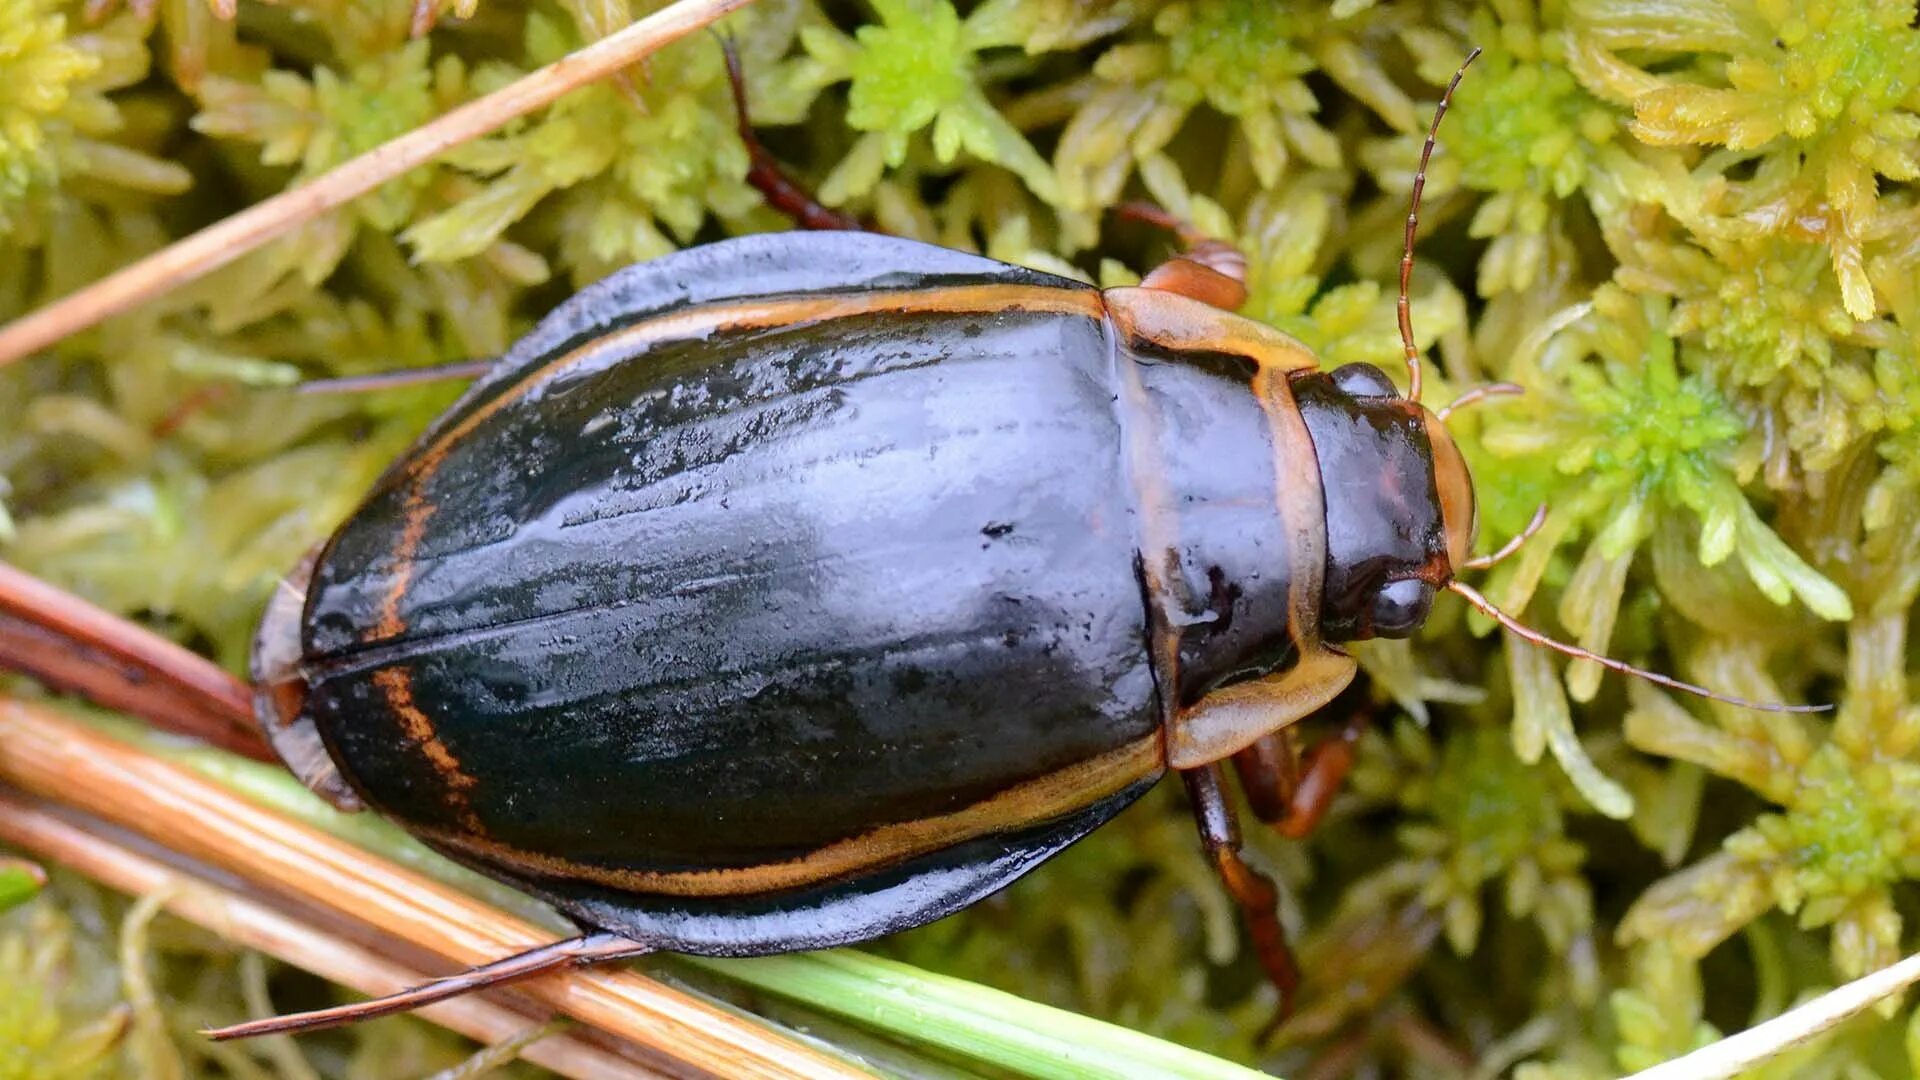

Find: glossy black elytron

[263,231,1456,954]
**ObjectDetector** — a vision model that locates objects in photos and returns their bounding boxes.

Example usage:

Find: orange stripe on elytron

[387,283,1110,500]
[358,282,1106,834]
[418,731,1164,898]
[374,488,434,641]
[370,474,487,828]
[371,665,485,834]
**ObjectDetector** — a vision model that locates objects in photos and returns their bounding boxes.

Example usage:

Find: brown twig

[0,562,270,760]
[0,0,759,369]
[0,792,654,1080]
[0,697,870,1080]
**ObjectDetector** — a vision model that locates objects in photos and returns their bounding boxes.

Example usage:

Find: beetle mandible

[98,48,1809,1039]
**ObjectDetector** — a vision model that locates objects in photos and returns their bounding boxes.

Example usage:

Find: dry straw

[0,792,652,1080]
[1626,951,1920,1080]
[0,697,867,1079]
[0,0,759,369]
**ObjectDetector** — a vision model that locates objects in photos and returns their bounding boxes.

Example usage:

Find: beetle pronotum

[0,46,1823,1045]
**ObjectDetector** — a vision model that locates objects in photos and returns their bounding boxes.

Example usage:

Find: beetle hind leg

[202,932,649,1040]
[1181,765,1301,1023]
[1178,686,1377,1032]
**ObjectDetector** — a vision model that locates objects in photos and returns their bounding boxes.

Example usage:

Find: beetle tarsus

[202,931,650,1040]
[1183,765,1301,1024]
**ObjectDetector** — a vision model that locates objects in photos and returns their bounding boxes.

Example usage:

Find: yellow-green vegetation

[0,874,551,1079]
[3,0,1919,1075]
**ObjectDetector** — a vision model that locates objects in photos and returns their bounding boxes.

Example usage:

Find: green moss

[1476,286,1849,716]
[0,1,188,242]
[0,876,556,1079]
[1055,0,1411,215]
[1578,0,1920,320]
[5,0,1920,1075]
[801,0,1057,205]
[195,41,445,232]
[1606,942,1721,1074]
[1428,3,1620,295]
[0,0,96,213]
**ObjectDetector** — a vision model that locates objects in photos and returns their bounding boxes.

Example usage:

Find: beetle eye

[1329,363,1400,399]
[1368,578,1432,639]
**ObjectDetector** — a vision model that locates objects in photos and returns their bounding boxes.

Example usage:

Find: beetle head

[1293,362,1464,644]
[1284,46,1483,646]
[1303,45,1825,715]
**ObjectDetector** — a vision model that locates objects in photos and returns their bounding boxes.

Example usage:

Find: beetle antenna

[1401,47,1481,405]
[1461,503,1548,571]
[1435,381,1523,422]
[204,932,652,1040]
[1444,579,1829,714]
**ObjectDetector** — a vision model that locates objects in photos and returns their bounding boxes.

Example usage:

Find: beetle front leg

[1117,202,1249,311]
[1181,763,1301,1020]
[1231,709,1369,841]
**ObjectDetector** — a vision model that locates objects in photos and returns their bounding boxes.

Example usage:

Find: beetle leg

[1181,764,1301,1020]
[1229,726,1301,824]
[149,358,495,420]
[718,34,864,232]
[1139,254,1248,311]
[203,931,650,1040]
[1231,709,1368,841]
[292,358,496,395]
[1117,201,1250,311]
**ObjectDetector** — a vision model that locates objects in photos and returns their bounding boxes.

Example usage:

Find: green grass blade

[684,952,1273,1080]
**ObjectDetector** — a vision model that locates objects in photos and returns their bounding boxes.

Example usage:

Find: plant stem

[0,562,267,760]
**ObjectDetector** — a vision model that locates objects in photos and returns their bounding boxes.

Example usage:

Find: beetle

[0,48,1818,1041]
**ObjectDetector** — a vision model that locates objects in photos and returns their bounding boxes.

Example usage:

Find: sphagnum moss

[6,0,1920,1076]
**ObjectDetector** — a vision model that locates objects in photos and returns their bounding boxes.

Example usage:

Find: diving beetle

[3,48,1817,1039]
